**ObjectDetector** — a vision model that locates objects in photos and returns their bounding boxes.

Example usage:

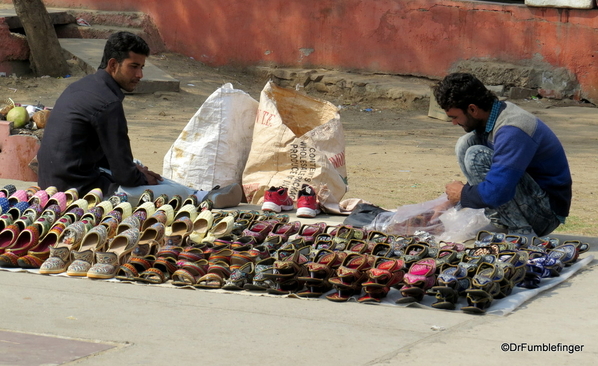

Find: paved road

[0,179,596,366]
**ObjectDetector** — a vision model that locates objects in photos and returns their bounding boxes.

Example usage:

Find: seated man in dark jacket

[38,32,195,203]
[433,73,572,237]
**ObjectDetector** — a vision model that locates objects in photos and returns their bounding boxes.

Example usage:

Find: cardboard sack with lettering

[242,82,348,213]
[163,83,258,191]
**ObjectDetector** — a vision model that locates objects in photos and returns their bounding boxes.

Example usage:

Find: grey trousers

[455,133,561,236]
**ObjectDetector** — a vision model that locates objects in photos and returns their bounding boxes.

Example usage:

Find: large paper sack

[242,82,348,211]
[163,83,258,191]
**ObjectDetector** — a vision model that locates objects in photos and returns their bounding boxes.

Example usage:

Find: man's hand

[137,164,163,185]
[445,180,464,205]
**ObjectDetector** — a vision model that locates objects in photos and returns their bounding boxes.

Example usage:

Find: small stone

[508,87,537,100]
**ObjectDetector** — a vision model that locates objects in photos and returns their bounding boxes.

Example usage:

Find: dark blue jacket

[38,70,147,195]
[460,102,572,217]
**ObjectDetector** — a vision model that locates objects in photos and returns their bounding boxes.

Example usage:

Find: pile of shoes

[0,184,590,316]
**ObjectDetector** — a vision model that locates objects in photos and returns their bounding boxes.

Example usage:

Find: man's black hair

[98,32,150,69]
[433,73,497,112]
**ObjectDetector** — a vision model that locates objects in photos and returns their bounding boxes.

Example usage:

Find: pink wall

[7,0,598,102]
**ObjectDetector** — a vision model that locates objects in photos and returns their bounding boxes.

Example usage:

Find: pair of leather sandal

[358,258,406,303]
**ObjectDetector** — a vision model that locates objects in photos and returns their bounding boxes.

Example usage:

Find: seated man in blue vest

[433,73,572,237]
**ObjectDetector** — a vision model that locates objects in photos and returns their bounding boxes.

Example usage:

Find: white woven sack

[163,83,258,191]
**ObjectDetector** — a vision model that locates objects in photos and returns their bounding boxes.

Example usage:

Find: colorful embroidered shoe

[261,186,294,213]
[132,202,157,226]
[0,226,40,267]
[170,259,209,286]
[87,227,140,279]
[195,261,231,289]
[188,210,214,243]
[397,258,437,304]
[64,188,79,206]
[149,194,166,209]
[24,186,41,199]
[296,249,339,297]
[362,257,406,290]
[82,188,103,208]
[461,262,505,314]
[0,184,16,198]
[142,204,175,231]
[327,253,374,301]
[296,184,320,218]
[27,190,49,208]
[65,223,104,276]
[243,257,276,291]
[0,197,10,215]
[296,222,327,245]
[266,221,301,242]
[44,186,58,198]
[137,189,154,207]
[429,263,471,310]
[108,192,128,207]
[8,190,28,206]
[19,224,65,269]
[134,223,165,256]
[222,262,255,290]
[164,195,181,212]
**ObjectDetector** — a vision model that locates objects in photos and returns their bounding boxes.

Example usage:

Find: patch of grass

[553,215,598,237]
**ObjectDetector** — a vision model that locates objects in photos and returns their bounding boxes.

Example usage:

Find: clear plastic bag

[366,195,451,236]
[437,207,493,243]
[366,194,493,241]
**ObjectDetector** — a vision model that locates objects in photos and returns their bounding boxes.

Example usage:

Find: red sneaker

[296,184,320,218]
[261,187,294,213]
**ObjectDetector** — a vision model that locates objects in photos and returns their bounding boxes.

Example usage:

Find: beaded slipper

[87,227,140,279]
[0,226,40,267]
[66,223,107,276]
[18,223,64,269]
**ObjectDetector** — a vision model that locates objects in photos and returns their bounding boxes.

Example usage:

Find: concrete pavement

[0,179,596,365]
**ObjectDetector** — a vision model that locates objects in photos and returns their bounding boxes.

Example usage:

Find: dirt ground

[1,52,596,236]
